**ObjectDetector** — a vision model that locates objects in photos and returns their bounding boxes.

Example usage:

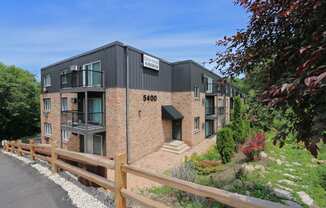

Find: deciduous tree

[213,0,326,156]
[0,63,40,140]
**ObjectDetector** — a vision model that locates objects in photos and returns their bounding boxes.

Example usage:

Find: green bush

[216,128,235,164]
[231,96,251,144]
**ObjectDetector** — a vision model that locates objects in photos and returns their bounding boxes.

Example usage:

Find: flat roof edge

[173,60,222,79]
[41,41,124,70]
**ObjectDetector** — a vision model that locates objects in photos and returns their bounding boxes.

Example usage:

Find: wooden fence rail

[2,139,288,208]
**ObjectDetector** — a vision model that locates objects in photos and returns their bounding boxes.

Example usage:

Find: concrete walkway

[0,151,74,208]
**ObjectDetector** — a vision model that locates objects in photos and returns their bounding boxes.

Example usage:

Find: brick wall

[106,88,207,161]
[40,92,77,148]
[40,93,61,145]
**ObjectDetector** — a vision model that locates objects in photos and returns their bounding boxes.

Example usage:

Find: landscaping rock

[297,191,315,207]
[282,200,303,208]
[283,173,300,180]
[278,179,296,186]
[276,159,283,165]
[292,162,302,166]
[275,184,293,192]
[273,188,293,200]
[254,164,265,172]
[240,164,255,175]
[259,151,268,159]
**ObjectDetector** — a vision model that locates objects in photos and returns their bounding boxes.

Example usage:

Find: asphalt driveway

[0,151,74,208]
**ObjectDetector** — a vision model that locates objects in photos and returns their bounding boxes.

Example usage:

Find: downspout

[124,46,130,163]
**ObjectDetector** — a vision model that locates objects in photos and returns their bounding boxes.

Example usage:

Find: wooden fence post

[17,139,23,156]
[29,139,36,160]
[10,141,15,153]
[51,139,58,173]
[3,141,8,151]
[115,153,127,208]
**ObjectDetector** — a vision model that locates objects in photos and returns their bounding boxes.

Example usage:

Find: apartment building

[40,41,243,162]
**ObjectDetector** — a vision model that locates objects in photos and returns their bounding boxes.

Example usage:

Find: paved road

[0,151,74,208]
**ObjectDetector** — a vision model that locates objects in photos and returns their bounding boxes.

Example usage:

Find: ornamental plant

[216,128,235,164]
[213,0,326,156]
[241,132,266,161]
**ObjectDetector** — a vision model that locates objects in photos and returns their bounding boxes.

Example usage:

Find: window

[82,134,103,155]
[82,61,101,87]
[43,98,51,112]
[93,135,103,155]
[61,70,68,85]
[194,117,200,131]
[218,107,225,115]
[206,77,213,93]
[61,129,70,143]
[44,74,51,87]
[61,97,68,112]
[194,86,200,98]
[44,123,52,137]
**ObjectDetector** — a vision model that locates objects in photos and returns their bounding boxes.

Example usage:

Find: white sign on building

[143,54,159,71]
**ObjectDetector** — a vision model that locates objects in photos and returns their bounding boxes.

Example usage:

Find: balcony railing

[204,83,225,95]
[205,106,215,115]
[60,69,103,89]
[61,110,104,127]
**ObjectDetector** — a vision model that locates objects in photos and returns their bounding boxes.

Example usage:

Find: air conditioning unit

[70,65,78,71]
[43,87,48,92]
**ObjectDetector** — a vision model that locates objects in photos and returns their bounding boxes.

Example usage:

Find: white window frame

[194,86,200,98]
[44,74,51,87]
[61,129,70,143]
[61,97,68,112]
[61,70,68,85]
[82,61,101,87]
[206,77,213,93]
[83,135,103,155]
[44,123,52,137]
[43,98,51,112]
[194,117,200,131]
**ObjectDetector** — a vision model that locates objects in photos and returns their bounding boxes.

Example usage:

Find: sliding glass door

[88,97,103,125]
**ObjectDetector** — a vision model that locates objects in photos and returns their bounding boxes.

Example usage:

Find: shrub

[172,162,208,205]
[216,128,235,164]
[318,166,326,191]
[232,119,250,144]
[241,132,266,161]
[186,152,224,175]
[231,96,251,144]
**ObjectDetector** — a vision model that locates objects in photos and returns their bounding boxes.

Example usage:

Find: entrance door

[172,120,182,140]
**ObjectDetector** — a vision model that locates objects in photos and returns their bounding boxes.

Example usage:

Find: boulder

[273,188,293,200]
[297,191,315,207]
[259,151,268,159]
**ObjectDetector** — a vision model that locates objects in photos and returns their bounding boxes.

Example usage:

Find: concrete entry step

[161,140,190,154]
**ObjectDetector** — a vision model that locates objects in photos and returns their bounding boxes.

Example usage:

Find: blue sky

[0,0,248,78]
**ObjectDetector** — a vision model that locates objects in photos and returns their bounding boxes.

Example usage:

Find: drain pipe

[124,45,130,163]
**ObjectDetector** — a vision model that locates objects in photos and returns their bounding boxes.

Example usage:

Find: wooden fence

[3,139,288,208]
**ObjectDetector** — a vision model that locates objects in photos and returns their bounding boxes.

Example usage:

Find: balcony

[205,106,216,116]
[60,69,103,89]
[61,110,104,133]
[204,83,225,95]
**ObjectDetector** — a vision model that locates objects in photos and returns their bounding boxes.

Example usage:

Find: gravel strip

[2,150,115,208]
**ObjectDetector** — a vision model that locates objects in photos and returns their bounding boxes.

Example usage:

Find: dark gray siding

[190,62,221,92]
[40,41,226,94]
[41,45,118,92]
[171,62,191,91]
[115,45,173,91]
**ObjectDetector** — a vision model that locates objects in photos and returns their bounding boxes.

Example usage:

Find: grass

[146,131,326,207]
[245,131,326,207]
